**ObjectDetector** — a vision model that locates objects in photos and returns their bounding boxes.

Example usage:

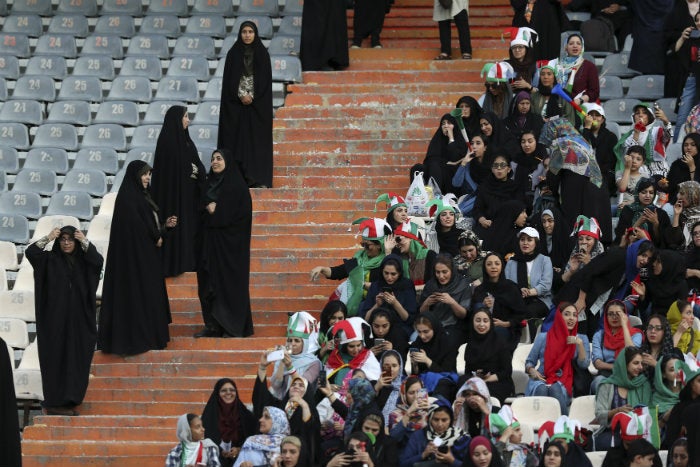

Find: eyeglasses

[220,388,237,393]
[646,325,663,332]
[484,83,499,89]
[492,162,509,169]
[59,237,73,244]
[693,231,700,238]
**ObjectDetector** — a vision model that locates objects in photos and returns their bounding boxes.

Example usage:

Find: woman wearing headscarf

[194,149,253,338]
[367,307,409,362]
[451,134,490,203]
[510,0,569,61]
[417,113,469,194]
[666,134,700,201]
[481,75,515,122]
[668,300,700,355]
[25,225,103,416]
[463,436,505,467]
[581,102,618,196]
[0,338,20,467]
[456,96,483,141]
[651,352,683,437]
[358,411,399,467]
[388,376,431,446]
[166,413,220,467]
[426,199,464,257]
[480,198,528,257]
[555,34,599,107]
[374,350,406,426]
[666,180,700,251]
[530,61,577,126]
[201,379,257,467]
[639,314,677,383]
[479,111,520,157]
[506,27,538,90]
[504,92,544,141]
[615,178,672,247]
[613,104,672,180]
[452,377,495,437]
[318,301,347,363]
[376,192,409,231]
[98,160,176,355]
[410,313,459,399]
[383,221,436,287]
[218,21,272,188]
[661,359,700,448]
[150,105,206,277]
[454,230,486,286]
[325,317,381,385]
[535,208,572,274]
[512,129,548,197]
[639,250,689,318]
[233,407,290,467]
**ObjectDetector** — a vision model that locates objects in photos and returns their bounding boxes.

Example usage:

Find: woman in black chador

[98,160,176,355]
[218,21,273,188]
[150,105,206,277]
[194,149,254,338]
[0,337,21,466]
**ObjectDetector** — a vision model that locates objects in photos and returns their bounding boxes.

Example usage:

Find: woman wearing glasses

[639,314,675,382]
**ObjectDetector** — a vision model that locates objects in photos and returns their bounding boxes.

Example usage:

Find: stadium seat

[35,34,78,58]
[97,192,117,215]
[193,101,220,125]
[12,168,58,195]
[0,171,5,191]
[0,55,20,79]
[0,146,19,173]
[5,341,14,368]
[10,0,52,16]
[282,0,303,15]
[119,55,163,80]
[509,370,527,398]
[565,10,591,22]
[601,52,639,78]
[24,148,69,174]
[238,0,279,17]
[191,0,234,16]
[17,339,39,368]
[0,100,44,126]
[73,55,116,80]
[203,77,222,100]
[81,124,127,152]
[2,14,43,37]
[25,55,68,79]
[0,123,30,149]
[655,97,677,124]
[124,146,156,166]
[0,214,29,243]
[143,101,184,124]
[81,34,125,59]
[173,35,216,59]
[587,451,606,467]
[94,101,140,126]
[511,343,532,372]
[184,15,227,38]
[46,100,92,126]
[139,14,181,37]
[0,33,30,57]
[110,167,125,192]
[167,55,211,81]
[147,0,188,16]
[129,125,161,148]
[32,214,80,240]
[569,395,599,429]
[32,123,78,150]
[233,16,274,39]
[100,0,143,16]
[0,77,6,100]
[219,35,236,58]
[603,98,641,124]
[57,0,97,16]
[48,14,90,37]
[87,214,112,241]
[14,339,44,408]
[270,55,302,82]
[598,75,623,101]
[277,15,302,36]
[0,263,6,291]
[188,124,218,149]
[107,76,152,103]
[626,75,665,101]
[0,318,29,348]
[11,76,56,102]
[605,121,621,139]
[61,168,108,196]
[46,191,94,220]
[268,34,300,56]
[126,34,170,58]
[155,77,200,103]
[0,241,18,270]
[510,396,561,430]
[667,142,682,165]
[0,290,35,322]
[213,59,225,78]
[57,76,104,102]
[0,191,42,219]
[456,343,467,375]
[94,15,136,37]
[74,148,120,174]
[0,0,5,15]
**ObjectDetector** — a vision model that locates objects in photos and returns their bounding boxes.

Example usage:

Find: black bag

[438,0,452,9]
[572,357,594,397]
[580,17,616,52]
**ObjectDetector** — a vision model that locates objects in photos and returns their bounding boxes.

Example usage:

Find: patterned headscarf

[380,350,405,427]
[344,378,377,439]
[540,118,603,188]
[238,406,290,459]
[426,401,466,447]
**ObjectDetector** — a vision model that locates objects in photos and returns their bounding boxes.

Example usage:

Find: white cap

[518,227,540,239]
[583,102,605,118]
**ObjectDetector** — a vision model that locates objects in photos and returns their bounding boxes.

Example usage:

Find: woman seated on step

[233,406,290,467]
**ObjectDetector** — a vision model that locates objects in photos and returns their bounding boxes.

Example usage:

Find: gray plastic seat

[277,15,302,36]
[32,123,78,150]
[62,168,107,196]
[270,55,301,82]
[0,100,44,126]
[173,35,216,59]
[166,55,211,81]
[12,168,57,195]
[57,0,97,16]
[25,55,67,79]
[100,0,143,16]
[129,125,161,148]
[0,192,42,219]
[57,76,103,102]
[184,15,226,38]
[268,34,300,55]
[598,75,624,101]
[0,147,19,173]
[0,0,7,15]
[605,121,621,139]
[81,34,124,59]
[94,15,136,37]
[48,15,90,37]
[188,124,217,149]
[0,33,30,57]
[155,77,200,103]
[218,35,236,58]
[24,148,69,174]
[74,148,119,174]
[626,75,665,101]
[233,16,274,39]
[73,55,115,80]
[0,214,29,243]
[142,101,184,124]
[94,101,140,126]
[0,77,7,100]
[119,55,163,80]
[0,171,5,191]
[126,34,170,58]
[282,0,303,14]
[12,76,55,102]
[35,34,78,58]
[147,0,188,17]
[81,124,127,151]
[0,55,20,79]
[0,123,29,149]
[2,15,43,37]
[193,101,220,124]
[107,76,152,102]
[603,98,642,124]
[46,191,94,220]
[238,0,279,17]
[191,0,234,16]
[203,77,222,100]
[214,59,225,77]
[655,97,677,124]
[601,52,640,78]
[10,0,51,16]
[125,146,155,166]
[46,100,91,125]
[110,167,125,192]
[139,14,181,37]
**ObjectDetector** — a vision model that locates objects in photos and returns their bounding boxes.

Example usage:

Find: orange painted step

[171,310,322,326]
[82,388,228,404]
[168,295,326,311]
[86,375,258,392]
[274,126,432,141]
[169,323,287,337]
[32,415,179,428]
[283,86,480,101]
[93,349,264,365]
[252,198,377,211]
[273,175,405,189]
[272,139,426,154]
[266,153,424,167]
[21,440,174,456]
[24,425,175,442]
[169,283,341,299]
[300,70,480,84]
[274,106,473,120]
[23,455,167,467]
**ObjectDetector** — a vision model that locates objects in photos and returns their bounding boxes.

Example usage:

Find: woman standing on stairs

[433,0,473,60]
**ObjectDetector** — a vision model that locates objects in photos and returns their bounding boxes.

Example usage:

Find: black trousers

[438,9,472,55]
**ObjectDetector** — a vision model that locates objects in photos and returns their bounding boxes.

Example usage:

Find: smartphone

[266,349,285,362]
[408,347,419,354]
[416,388,428,400]
[691,29,700,39]
[381,286,392,293]
[438,445,449,454]
[317,369,327,388]
[374,338,385,346]
[578,247,587,254]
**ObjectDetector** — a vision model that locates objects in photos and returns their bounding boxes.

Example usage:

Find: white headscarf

[176,414,216,466]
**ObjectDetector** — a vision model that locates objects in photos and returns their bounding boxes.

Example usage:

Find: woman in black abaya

[98,161,175,355]
[1,337,21,467]
[300,0,349,71]
[151,105,206,277]
[25,225,103,415]
[510,0,569,61]
[218,21,273,188]
[194,149,254,338]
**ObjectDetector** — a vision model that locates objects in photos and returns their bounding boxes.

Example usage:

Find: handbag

[571,358,593,397]
[438,0,452,9]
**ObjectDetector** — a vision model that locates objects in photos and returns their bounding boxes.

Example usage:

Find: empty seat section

[12,168,57,195]
[268,34,300,55]
[56,0,97,16]
[23,148,69,174]
[129,125,161,148]
[25,55,68,79]
[57,76,103,102]
[191,0,234,16]
[0,55,20,79]
[193,101,220,124]
[46,100,92,125]
[119,55,163,80]
[147,0,189,16]
[94,101,140,126]
[184,15,226,38]
[46,191,94,220]
[238,0,279,16]
[626,75,665,101]
[142,101,185,124]
[603,98,642,124]
[11,76,56,102]
[61,168,108,196]
[0,191,42,219]
[139,14,181,37]
[81,124,127,151]
[10,0,52,16]
[48,14,90,37]
[94,15,136,37]
[2,15,43,37]
[277,15,302,36]
[73,55,116,80]
[81,35,124,59]
[107,76,152,102]
[154,77,200,102]
[0,214,29,243]
[35,34,78,58]
[173,35,216,59]
[598,75,623,101]
[0,33,30,58]
[0,123,29,150]
[100,0,143,16]
[166,55,211,81]
[270,55,302,82]
[0,147,20,173]
[126,34,170,58]
[125,146,156,166]
[0,100,44,126]
[74,148,119,174]
[32,123,78,150]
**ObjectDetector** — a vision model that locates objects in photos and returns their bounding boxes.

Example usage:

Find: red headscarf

[603,300,641,357]
[544,305,578,395]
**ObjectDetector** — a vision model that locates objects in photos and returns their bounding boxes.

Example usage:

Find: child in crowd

[491,406,538,467]
[617,145,651,210]
[166,414,220,467]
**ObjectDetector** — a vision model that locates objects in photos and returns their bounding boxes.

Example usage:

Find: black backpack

[580,17,616,53]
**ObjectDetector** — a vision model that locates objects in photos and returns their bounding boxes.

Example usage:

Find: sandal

[462,53,472,60]
[434,53,452,60]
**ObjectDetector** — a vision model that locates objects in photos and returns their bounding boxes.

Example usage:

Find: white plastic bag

[406,171,429,216]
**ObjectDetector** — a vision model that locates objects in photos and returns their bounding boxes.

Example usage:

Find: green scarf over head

[602,350,652,407]
[346,249,385,316]
[651,356,680,414]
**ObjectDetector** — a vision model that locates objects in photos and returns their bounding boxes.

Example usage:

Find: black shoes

[193,328,223,338]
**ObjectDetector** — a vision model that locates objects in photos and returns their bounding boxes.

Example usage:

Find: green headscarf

[651,355,680,414]
[602,349,652,407]
[346,248,385,316]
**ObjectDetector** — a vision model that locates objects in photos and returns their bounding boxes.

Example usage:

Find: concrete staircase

[20,0,512,464]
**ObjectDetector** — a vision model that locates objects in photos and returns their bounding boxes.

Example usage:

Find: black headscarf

[413,311,456,373]
[481,111,519,158]
[466,308,501,367]
[231,21,266,87]
[534,207,572,270]
[456,96,483,140]
[507,46,536,83]
[201,378,257,456]
[425,113,469,163]
[480,199,526,255]
[472,252,528,330]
